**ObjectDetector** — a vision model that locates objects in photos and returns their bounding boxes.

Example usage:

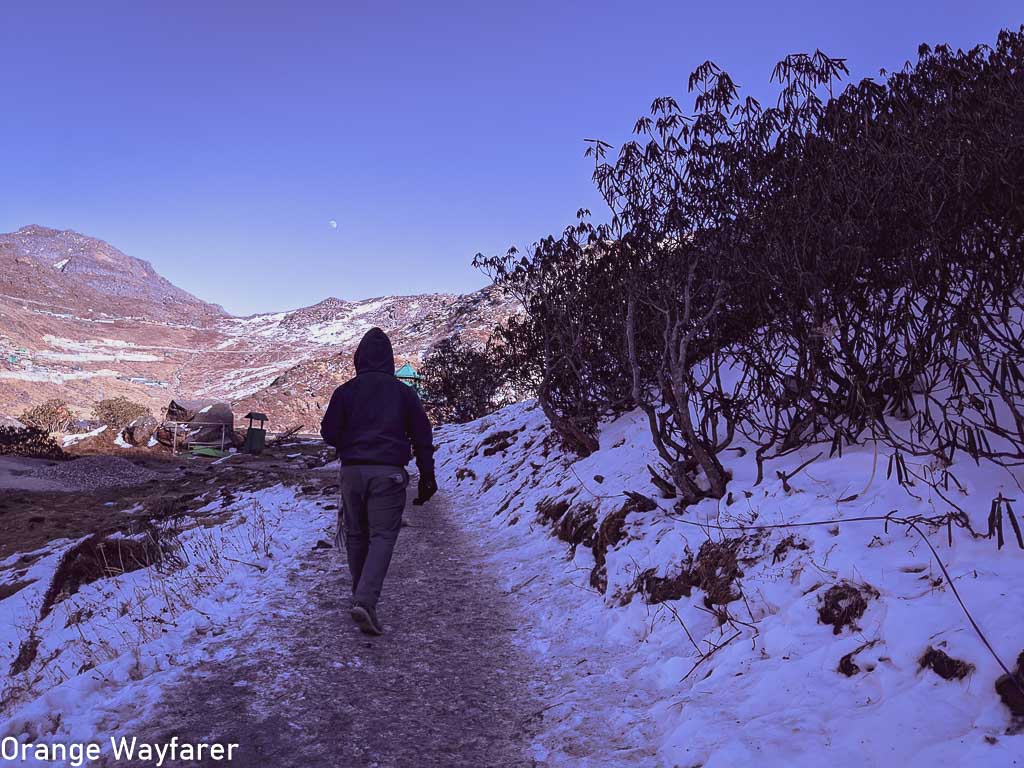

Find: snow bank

[435,401,1024,767]
[61,425,107,447]
[0,485,330,763]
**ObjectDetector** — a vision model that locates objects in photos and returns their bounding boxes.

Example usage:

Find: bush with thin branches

[92,397,151,430]
[20,399,76,433]
[478,26,1024,501]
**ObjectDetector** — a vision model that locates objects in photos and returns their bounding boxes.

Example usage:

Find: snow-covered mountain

[0,226,514,427]
[189,286,512,428]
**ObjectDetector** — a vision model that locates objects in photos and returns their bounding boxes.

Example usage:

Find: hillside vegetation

[419,26,1024,762]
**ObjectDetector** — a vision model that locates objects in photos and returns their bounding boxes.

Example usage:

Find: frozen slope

[434,401,1024,767]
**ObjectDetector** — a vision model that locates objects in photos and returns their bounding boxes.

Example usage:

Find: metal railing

[165,421,229,455]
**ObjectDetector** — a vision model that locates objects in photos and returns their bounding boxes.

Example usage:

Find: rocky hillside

[0,226,515,428]
[186,286,513,429]
[0,225,225,322]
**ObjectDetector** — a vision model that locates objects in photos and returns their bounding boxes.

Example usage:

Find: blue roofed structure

[395,362,423,394]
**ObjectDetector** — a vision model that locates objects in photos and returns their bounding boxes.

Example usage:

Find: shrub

[476,26,1024,501]
[0,426,66,459]
[739,37,1024,470]
[92,397,151,429]
[420,335,504,424]
[20,399,75,433]
[477,223,637,456]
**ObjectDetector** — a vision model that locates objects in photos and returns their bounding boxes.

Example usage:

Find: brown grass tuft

[41,535,162,618]
[818,581,879,635]
[919,646,975,681]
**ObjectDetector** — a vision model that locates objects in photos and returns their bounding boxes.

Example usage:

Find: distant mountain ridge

[0,225,225,321]
[0,225,515,428]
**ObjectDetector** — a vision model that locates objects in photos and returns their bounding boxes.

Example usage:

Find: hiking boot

[350,603,383,636]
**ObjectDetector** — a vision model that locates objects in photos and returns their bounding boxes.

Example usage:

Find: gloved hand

[412,470,438,506]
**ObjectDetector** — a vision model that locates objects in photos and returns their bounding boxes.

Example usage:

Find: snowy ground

[434,401,1024,767]
[119,482,546,767]
[0,483,333,765]
[2,399,1021,767]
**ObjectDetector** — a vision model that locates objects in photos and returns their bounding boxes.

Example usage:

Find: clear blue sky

[2,2,1019,315]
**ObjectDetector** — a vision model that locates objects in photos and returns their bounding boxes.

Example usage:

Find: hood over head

[354,327,396,375]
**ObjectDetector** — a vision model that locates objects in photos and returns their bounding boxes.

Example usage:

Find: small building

[159,399,235,453]
[395,362,423,395]
[242,412,268,454]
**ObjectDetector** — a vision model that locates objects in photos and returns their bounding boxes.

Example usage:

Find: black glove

[413,470,438,506]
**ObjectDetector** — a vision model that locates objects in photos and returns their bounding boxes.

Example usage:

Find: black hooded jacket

[320,328,434,475]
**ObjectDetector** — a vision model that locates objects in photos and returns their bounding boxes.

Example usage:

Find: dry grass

[641,537,748,610]
[2,494,290,719]
[817,581,879,635]
[535,496,570,524]
[919,645,975,680]
[771,534,809,564]
[480,429,519,457]
[0,579,35,601]
[589,500,644,592]
[995,651,1024,718]
[554,502,598,554]
[40,534,163,618]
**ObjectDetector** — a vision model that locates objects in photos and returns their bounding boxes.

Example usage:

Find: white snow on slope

[435,401,1024,768]
[62,425,107,447]
[195,357,304,400]
[42,336,142,351]
[34,351,162,363]
[0,370,120,384]
[218,300,389,347]
[0,485,331,764]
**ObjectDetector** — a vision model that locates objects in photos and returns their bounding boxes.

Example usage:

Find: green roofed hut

[395,362,423,395]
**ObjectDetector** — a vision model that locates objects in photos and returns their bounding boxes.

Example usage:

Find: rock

[996,673,1024,716]
[122,414,159,446]
[996,651,1024,717]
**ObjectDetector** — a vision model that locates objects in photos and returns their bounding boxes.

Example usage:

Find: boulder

[121,414,159,447]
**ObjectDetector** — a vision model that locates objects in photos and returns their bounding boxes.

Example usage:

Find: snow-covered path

[122,486,547,767]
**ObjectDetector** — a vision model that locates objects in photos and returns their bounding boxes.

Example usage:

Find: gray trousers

[338,464,409,609]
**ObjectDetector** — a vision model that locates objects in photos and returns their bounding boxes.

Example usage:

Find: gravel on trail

[121,486,545,767]
[29,455,163,491]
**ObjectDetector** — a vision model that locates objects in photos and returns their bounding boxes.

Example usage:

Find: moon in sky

[328,220,338,229]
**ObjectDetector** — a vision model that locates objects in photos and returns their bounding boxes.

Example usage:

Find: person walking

[320,327,438,635]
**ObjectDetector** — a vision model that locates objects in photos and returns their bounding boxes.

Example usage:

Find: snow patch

[61,425,107,447]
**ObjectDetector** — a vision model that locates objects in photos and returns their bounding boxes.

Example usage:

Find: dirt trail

[121,486,544,767]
